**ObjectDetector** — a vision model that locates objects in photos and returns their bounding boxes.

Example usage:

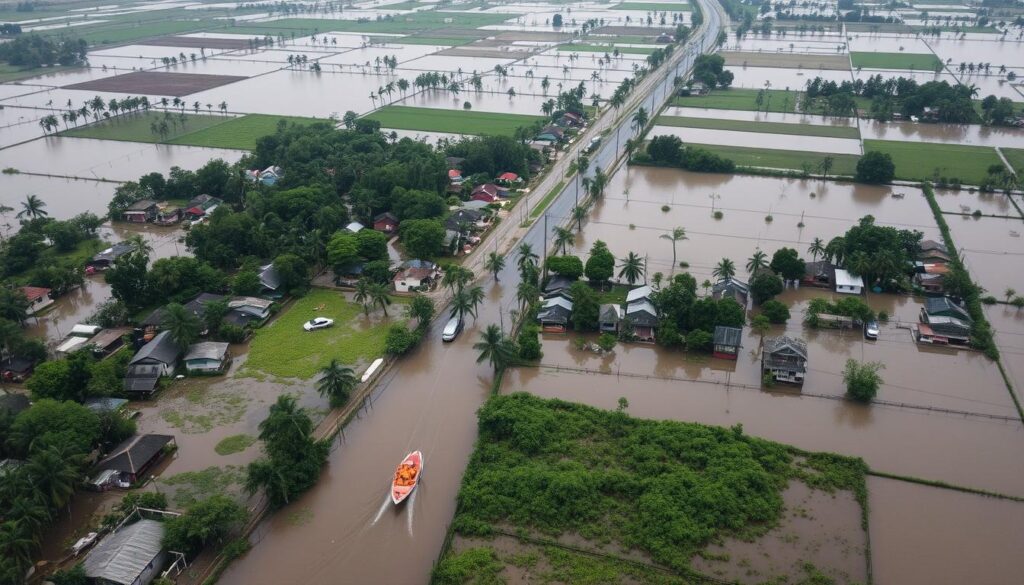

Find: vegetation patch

[672,88,801,113]
[850,51,943,71]
[686,143,860,175]
[1002,148,1024,176]
[530,180,566,220]
[169,113,324,150]
[864,139,1002,186]
[655,115,860,139]
[161,465,246,507]
[215,434,257,456]
[558,44,659,55]
[443,393,867,578]
[159,380,250,433]
[365,106,544,137]
[61,111,228,144]
[612,2,692,11]
[241,288,408,380]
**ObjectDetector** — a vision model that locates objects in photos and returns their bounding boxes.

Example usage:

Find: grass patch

[530,180,566,220]
[168,114,324,150]
[655,115,860,139]
[864,139,1002,185]
[159,379,250,433]
[241,288,407,380]
[365,106,543,137]
[850,51,943,71]
[672,88,801,113]
[1002,148,1024,174]
[445,393,867,576]
[595,283,631,305]
[558,44,658,55]
[161,465,246,507]
[0,63,83,83]
[61,111,228,144]
[612,2,692,11]
[686,143,860,175]
[214,434,256,456]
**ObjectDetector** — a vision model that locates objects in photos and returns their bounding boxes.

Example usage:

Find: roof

[497,172,519,181]
[124,199,157,212]
[834,268,864,288]
[184,341,229,362]
[712,278,749,297]
[184,292,227,318]
[84,397,129,413]
[400,259,437,271]
[924,297,971,321]
[346,221,365,233]
[18,286,50,302]
[922,314,972,334]
[599,303,622,322]
[123,364,161,393]
[259,263,281,291]
[763,336,808,359]
[714,325,742,346]
[626,285,654,304]
[625,300,657,326]
[83,519,165,585]
[544,274,575,293]
[446,209,484,230]
[56,336,91,354]
[394,267,434,282]
[187,194,220,208]
[98,434,174,474]
[374,211,399,223]
[228,296,273,311]
[461,200,491,211]
[448,169,462,179]
[87,327,132,351]
[129,330,181,366]
[919,239,947,253]
[1,357,35,374]
[0,393,30,415]
[91,242,134,264]
[543,296,574,312]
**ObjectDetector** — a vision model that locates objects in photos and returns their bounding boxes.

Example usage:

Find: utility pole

[543,214,549,280]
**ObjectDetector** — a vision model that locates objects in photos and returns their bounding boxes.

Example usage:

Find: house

[496,172,520,184]
[124,331,181,395]
[55,323,102,356]
[917,318,971,345]
[599,303,622,332]
[445,156,465,169]
[914,271,945,294]
[89,242,135,270]
[918,243,951,264]
[18,286,53,315]
[445,208,488,232]
[713,326,742,359]
[227,296,273,323]
[761,336,808,385]
[400,259,438,272]
[543,275,576,296]
[346,221,365,233]
[448,169,464,184]
[184,342,230,373]
[711,278,749,306]
[625,284,654,305]
[374,212,399,234]
[84,397,129,415]
[83,519,167,585]
[538,296,573,333]
[393,266,437,293]
[247,165,283,186]
[153,204,181,226]
[259,263,282,295]
[0,393,30,416]
[1,357,36,382]
[96,434,175,486]
[461,199,491,211]
[625,300,658,342]
[123,199,158,223]
[833,269,864,295]
[559,111,584,127]
[922,296,972,323]
[184,194,221,220]
[123,364,162,397]
[86,327,132,357]
[470,183,500,203]
[803,260,835,288]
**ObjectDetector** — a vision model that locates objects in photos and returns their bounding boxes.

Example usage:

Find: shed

[96,434,175,485]
[123,199,158,223]
[89,242,134,270]
[83,519,167,585]
[346,221,365,233]
[56,335,91,356]
[184,342,230,373]
[713,326,742,359]
[228,296,273,321]
[259,263,281,294]
[123,364,162,397]
[19,286,53,315]
[599,304,622,332]
[833,269,864,295]
[919,314,971,343]
[86,327,132,356]
[923,296,971,323]
[761,336,807,385]
[625,300,658,342]
[538,297,573,333]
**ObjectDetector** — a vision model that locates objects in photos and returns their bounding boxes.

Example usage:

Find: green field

[530,180,566,220]
[558,44,658,55]
[366,106,543,136]
[655,115,860,139]
[850,52,943,71]
[0,63,82,83]
[241,288,408,380]
[864,140,1003,185]
[673,88,802,114]
[612,2,691,10]
[688,143,861,175]
[61,112,323,150]
[1002,148,1024,175]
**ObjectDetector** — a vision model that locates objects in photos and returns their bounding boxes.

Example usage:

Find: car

[864,320,879,340]
[303,317,334,331]
[585,137,601,153]
[442,316,463,342]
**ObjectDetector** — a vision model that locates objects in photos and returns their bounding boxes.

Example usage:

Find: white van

[442,316,463,342]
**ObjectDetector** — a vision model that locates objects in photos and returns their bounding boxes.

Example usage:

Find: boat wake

[406,489,416,537]
[369,493,391,526]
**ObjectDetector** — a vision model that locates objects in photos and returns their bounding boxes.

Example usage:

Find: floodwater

[651,124,864,154]
[0,173,115,224]
[950,214,1024,296]
[663,105,858,127]
[933,187,1019,217]
[861,119,1024,149]
[394,88,551,115]
[728,65,852,91]
[868,476,1024,584]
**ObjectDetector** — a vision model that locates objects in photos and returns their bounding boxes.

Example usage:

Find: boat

[391,451,423,505]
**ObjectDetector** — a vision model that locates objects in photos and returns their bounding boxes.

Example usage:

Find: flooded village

[1,0,1024,583]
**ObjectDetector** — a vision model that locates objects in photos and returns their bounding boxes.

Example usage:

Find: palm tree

[553,227,574,254]
[824,236,846,266]
[589,165,608,199]
[409,295,434,326]
[354,279,372,315]
[572,205,587,232]
[474,324,515,374]
[746,249,768,275]
[659,227,687,268]
[517,281,538,310]
[631,106,649,135]
[161,303,201,348]
[618,252,645,285]
[484,251,505,281]
[1005,288,1017,303]
[712,258,736,281]
[0,521,34,575]
[808,238,826,264]
[369,282,392,317]
[467,285,485,320]
[26,445,79,510]
[16,194,47,219]
[442,266,472,293]
[316,359,358,407]
[818,156,834,179]
[126,233,151,258]
[450,287,473,322]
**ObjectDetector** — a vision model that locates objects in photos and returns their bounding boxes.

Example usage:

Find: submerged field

[850,52,944,71]
[365,105,544,136]
[656,114,861,139]
[437,393,868,584]
[672,88,802,113]
[688,142,861,174]
[864,139,1003,185]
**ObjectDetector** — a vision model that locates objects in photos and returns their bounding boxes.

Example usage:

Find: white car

[303,317,334,331]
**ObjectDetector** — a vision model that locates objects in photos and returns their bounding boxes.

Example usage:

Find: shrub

[760,300,790,324]
[750,273,784,304]
[597,332,617,352]
[661,205,670,212]
[843,359,884,403]
[385,324,421,355]
[855,151,895,184]
[713,210,723,219]
[219,323,247,343]
[517,325,542,361]
[685,329,713,352]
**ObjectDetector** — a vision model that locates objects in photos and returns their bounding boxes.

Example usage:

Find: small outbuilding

[373,212,399,234]
[184,342,230,373]
[83,519,167,585]
[89,242,135,270]
[599,303,622,332]
[713,326,742,360]
[393,266,437,293]
[922,296,971,323]
[624,300,658,342]
[19,286,53,316]
[95,434,175,486]
[833,269,864,295]
[711,278,749,306]
[346,221,365,233]
[123,199,158,223]
[538,297,573,333]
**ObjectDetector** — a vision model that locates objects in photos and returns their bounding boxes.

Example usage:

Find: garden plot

[845,35,934,55]
[725,37,848,54]
[513,63,636,84]
[367,105,543,136]
[926,37,1024,71]
[949,215,1024,296]
[154,57,285,77]
[1,87,166,113]
[247,48,349,63]
[651,125,863,154]
[729,65,853,90]
[8,65,124,88]
[392,88,551,116]
[64,70,248,95]
[136,34,255,50]
[931,187,1019,217]
[850,51,944,71]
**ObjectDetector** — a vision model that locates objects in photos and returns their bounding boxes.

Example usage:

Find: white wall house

[834,269,864,295]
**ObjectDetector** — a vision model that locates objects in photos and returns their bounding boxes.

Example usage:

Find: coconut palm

[0,521,34,576]
[16,194,47,220]
[7,495,50,541]
[712,258,736,281]
[316,359,358,407]
[824,236,846,266]
[572,205,587,232]
[354,278,372,315]
[618,252,645,285]
[25,445,79,510]
[1005,288,1017,303]
[369,282,392,316]
[467,285,485,320]
[553,227,574,254]
[516,242,538,272]
[126,233,151,258]
[589,166,608,199]
[161,302,201,348]
[517,281,538,310]
[450,287,473,321]
[484,251,505,281]
[807,237,826,264]
[659,226,687,268]
[746,249,768,275]
[630,106,649,135]
[442,266,473,293]
[474,324,515,374]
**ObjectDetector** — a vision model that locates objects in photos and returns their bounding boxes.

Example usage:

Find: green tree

[617,252,645,285]
[746,249,768,275]
[855,151,895,184]
[316,359,358,407]
[807,237,826,264]
[245,395,327,507]
[769,247,806,281]
[272,253,308,293]
[712,258,736,280]
[369,282,392,317]
[584,240,615,285]
[474,324,516,374]
[759,300,790,324]
[10,399,100,457]
[161,302,201,348]
[354,279,373,316]
[231,268,262,296]
[843,359,884,403]
[26,444,80,509]
[516,242,538,274]
[750,272,784,304]
[409,295,434,328]
[163,495,245,554]
[105,251,151,310]
[400,219,446,258]
[750,314,771,345]
[659,227,687,268]
[16,194,48,220]
[569,282,599,331]
[546,255,584,280]
[553,227,574,254]
[484,252,506,282]
[327,232,360,271]
[631,107,649,135]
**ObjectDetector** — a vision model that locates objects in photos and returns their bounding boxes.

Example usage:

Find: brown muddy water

[949,214,1024,296]
[652,124,864,154]
[868,476,1024,585]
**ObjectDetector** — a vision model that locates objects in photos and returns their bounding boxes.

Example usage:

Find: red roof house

[496,172,520,183]
[19,286,53,316]
[374,212,399,234]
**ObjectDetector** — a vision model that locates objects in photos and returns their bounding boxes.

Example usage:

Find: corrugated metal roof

[184,342,229,362]
[84,519,165,585]
[130,331,181,366]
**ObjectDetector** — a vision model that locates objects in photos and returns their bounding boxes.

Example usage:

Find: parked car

[304,317,334,331]
[864,320,879,340]
[585,137,601,153]
[442,316,463,342]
